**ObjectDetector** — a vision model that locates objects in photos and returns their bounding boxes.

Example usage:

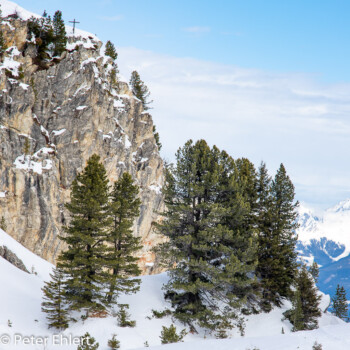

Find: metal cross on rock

[69,19,80,35]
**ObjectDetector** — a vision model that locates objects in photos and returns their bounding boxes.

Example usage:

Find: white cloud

[117,47,350,209]
[183,26,211,34]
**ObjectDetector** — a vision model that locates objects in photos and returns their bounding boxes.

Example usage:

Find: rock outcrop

[0,245,29,273]
[0,16,164,272]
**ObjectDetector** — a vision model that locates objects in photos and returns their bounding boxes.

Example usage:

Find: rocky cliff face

[0,16,164,272]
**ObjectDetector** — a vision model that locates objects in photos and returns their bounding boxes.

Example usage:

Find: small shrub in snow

[7,320,12,327]
[117,304,136,327]
[77,332,99,350]
[151,309,171,319]
[160,324,186,344]
[107,335,120,349]
[312,342,323,350]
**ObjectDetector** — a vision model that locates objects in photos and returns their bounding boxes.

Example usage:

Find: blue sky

[7,0,350,210]
[13,0,350,82]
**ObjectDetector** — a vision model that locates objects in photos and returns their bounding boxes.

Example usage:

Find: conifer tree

[270,164,299,300]
[52,10,67,56]
[332,284,349,321]
[105,40,118,60]
[156,139,257,332]
[289,288,304,331]
[105,172,142,306]
[0,5,6,57]
[58,155,111,314]
[152,125,162,151]
[108,335,120,349]
[255,162,277,310]
[0,216,6,231]
[284,265,321,331]
[129,71,152,110]
[78,332,99,350]
[257,163,298,308]
[41,268,70,330]
[309,261,319,284]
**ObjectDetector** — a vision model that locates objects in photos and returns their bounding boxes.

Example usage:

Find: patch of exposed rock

[0,245,29,273]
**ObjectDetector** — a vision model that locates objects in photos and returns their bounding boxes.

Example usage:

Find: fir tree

[0,6,6,58]
[58,155,111,314]
[153,125,162,151]
[156,139,257,332]
[270,164,299,300]
[257,163,299,308]
[332,284,349,321]
[289,288,304,331]
[105,172,142,306]
[116,304,136,327]
[160,324,186,344]
[41,267,70,330]
[0,30,6,57]
[105,40,118,60]
[284,265,321,331]
[27,13,53,60]
[77,332,99,350]
[255,162,277,310]
[52,10,67,56]
[309,261,319,284]
[107,335,120,349]
[129,71,153,110]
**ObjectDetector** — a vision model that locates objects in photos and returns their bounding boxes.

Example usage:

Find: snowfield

[0,227,348,350]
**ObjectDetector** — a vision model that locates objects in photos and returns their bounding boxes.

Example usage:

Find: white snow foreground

[0,228,347,350]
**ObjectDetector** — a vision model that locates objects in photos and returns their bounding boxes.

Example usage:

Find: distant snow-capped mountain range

[297,199,350,296]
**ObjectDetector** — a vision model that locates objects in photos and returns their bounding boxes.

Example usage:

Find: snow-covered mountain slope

[297,200,350,297]
[0,227,346,350]
[297,199,350,253]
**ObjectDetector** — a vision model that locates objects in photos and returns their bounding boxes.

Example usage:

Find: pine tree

[105,40,118,60]
[58,155,111,314]
[107,335,120,349]
[41,267,70,330]
[105,172,142,306]
[129,71,153,110]
[289,288,304,331]
[160,324,186,344]
[255,162,278,310]
[27,13,53,60]
[0,6,6,58]
[152,125,162,151]
[0,30,5,57]
[270,164,299,300]
[77,332,99,350]
[284,265,321,331]
[309,261,319,284]
[52,10,67,56]
[332,284,348,321]
[116,304,136,327]
[257,163,298,308]
[156,139,257,332]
